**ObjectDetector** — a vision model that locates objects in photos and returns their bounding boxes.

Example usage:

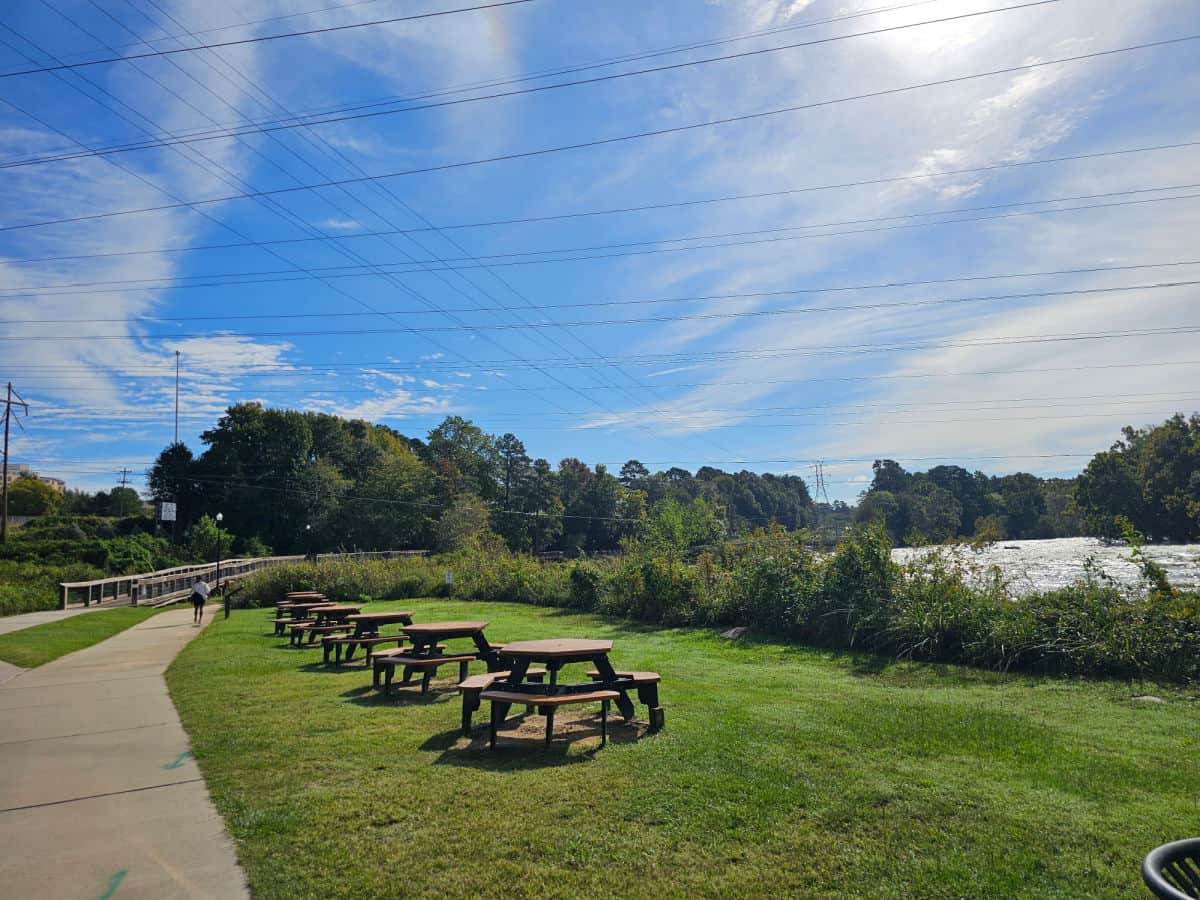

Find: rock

[721,626,750,640]
[1130,695,1166,704]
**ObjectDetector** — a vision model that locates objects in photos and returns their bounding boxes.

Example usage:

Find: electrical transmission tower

[1,382,30,543]
[810,461,830,505]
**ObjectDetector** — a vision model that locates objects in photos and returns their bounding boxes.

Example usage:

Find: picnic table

[272,601,335,635]
[289,604,361,646]
[495,639,636,720]
[321,611,416,665]
[373,621,499,695]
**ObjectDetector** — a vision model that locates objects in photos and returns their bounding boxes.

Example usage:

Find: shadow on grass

[423,711,648,769]
[339,681,455,708]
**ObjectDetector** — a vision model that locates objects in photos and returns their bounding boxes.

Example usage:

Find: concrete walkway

[0,608,249,898]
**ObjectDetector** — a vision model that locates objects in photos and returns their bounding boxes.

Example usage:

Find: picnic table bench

[320,611,414,666]
[458,669,547,734]
[288,605,361,646]
[479,689,619,748]
[273,601,335,635]
[371,621,501,695]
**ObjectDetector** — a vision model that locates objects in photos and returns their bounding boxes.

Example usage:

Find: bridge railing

[58,550,428,609]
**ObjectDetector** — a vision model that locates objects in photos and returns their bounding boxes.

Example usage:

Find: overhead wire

[3,280,1195,336]
[0,0,1065,165]
[2,0,952,156]
[0,0,539,78]
[4,35,1196,234]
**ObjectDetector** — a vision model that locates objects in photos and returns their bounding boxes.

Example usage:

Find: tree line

[855,413,1200,544]
[147,404,816,556]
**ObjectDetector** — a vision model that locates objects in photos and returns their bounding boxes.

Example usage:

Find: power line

[0,0,1064,165]
[4,0,951,160]
[3,280,1193,336]
[8,192,1199,299]
[7,163,1196,266]
[0,0,539,78]
[4,36,1194,234]
[9,356,1200,386]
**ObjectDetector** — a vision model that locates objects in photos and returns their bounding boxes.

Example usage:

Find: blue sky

[1,0,1198,501]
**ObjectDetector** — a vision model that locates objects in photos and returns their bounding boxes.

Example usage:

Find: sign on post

[160,502,177,522]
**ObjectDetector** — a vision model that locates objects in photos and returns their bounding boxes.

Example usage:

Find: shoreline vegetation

[235,523,1199,685]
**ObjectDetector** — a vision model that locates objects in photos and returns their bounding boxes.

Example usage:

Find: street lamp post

[305,523,313,563]
[215,512,228,619]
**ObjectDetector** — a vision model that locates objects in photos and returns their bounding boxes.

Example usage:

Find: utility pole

[118,467,131,488]
[1,383,30,543]
[174,350,180,445]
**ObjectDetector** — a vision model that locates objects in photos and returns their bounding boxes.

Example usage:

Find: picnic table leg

[601,698,610,747]
[384,665,396,696]
[493,658,531,723]
[462,690,480,735]
[592,655,636,720]
[489,699,501,750]
[420,667,434,695]
[322,641,333,665]
[458,659,470,683]
[544,707,555,746]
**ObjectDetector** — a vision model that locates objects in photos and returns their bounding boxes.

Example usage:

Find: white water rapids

[892,537,1200,595]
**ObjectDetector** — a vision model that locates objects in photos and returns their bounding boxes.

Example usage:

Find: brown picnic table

[289,604,361,646]
[321,611,416,665]
[496,639,637,721]
[273,601,335,635]
[373,621,500,695]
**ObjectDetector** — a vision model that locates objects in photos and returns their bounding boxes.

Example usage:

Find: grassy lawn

[166,598,1198,899]
[0,606,165,668]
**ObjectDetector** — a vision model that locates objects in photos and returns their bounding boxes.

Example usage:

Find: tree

[871,459,911,494]
[1076,414,1200,541]
[619,459,649,486]
[6,476,63,516]
[436,494,490,552]
[907,482,962,543]
[184,514,234,562]
[996,473,1046,539]
[496,433,530,510]
[427,416,500,501]
[104,487,145,518]
[856,489,904,542]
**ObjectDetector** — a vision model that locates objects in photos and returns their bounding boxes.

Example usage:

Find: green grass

[167,599,1199,899]
[0,605,165,667]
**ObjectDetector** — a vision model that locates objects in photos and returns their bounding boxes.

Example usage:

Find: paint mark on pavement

[98,870,126,899]
[163,751,193,769]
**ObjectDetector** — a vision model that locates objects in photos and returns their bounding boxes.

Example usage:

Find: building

[2,464,67,492]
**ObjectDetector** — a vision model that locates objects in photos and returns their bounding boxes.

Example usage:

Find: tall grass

[235,526,1200,683]
[0,560,106,616]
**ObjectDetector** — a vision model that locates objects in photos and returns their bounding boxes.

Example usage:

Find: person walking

[190,579,210,625]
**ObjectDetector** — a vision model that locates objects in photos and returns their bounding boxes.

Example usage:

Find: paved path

[0,608,249,899]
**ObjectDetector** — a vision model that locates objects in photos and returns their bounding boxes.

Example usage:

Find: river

[892,537,1200,595]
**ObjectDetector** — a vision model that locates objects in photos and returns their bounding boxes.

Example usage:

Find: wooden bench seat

[373,653,480,696]
[274,616,314,636]
[289,622,354,647]
[479,689,620,749]
[321,634,409,666]
[587,670,665,730]
[457,669,546,735]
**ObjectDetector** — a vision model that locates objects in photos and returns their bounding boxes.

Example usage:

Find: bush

[0,560,106,616]
[228,529,1200,683]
